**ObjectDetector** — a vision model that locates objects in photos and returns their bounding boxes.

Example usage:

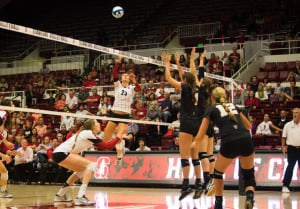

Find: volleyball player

[163,51,202,200]
[190,49,216,195]
[192,87,255,209]
[102,56,141,167]
[0,110,16,198]
[52,119,121,206]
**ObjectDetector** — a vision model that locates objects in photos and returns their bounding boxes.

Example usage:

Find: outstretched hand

[201,50,207,58]
[117,56,123,63]
[191,47,196,57]
[162,51,171,63]
[129,73,136,83]
[175,52,180,63]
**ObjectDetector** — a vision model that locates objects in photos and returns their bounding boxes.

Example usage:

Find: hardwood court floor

[2,185,300,209]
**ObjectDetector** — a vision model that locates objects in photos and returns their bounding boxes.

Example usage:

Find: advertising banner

[83,151,300,187]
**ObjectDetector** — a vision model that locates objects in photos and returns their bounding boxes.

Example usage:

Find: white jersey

[0,129,7,145]
[111,80,136,114]
[54,130,101,154]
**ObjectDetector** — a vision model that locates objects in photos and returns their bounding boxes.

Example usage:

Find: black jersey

[196,67,209,118]
[204,103,250,144]
[180,83,197,120]
[198,67,205,80]
[196,86,209,118]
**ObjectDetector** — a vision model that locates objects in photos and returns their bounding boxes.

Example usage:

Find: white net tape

[0,20,242,90]
[0,105,172,126]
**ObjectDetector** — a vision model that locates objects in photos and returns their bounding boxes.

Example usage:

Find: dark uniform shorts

[219,136,254,159]
[110,111,130,125]
[180,118,200,137]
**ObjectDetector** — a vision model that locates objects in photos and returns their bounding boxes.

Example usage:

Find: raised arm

[175,52,184,82]
[129,73,141,92]
[162,52,181,90]
[112,56,123,81]
[190,47,202,87]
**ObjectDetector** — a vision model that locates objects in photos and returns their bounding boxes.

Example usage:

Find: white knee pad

[74,170,84,178]
[86,162,97,172]
[0,172,8,181]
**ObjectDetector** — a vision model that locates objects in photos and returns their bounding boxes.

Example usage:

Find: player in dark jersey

[163,51,202,201]
[190,48,216,195]
[192,87,255,209]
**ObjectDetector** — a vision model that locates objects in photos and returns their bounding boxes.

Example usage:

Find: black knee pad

[181,159,190,168]
[208,155,215,163]
[242,168,256,188]
[192,159,200,166]
[214,169,224,179]
[199,152,208,160]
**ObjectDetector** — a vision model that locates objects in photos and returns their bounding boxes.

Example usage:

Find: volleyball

[112,6,124,19]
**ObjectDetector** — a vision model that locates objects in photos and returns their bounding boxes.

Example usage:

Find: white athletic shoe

[116,140,126,159]
[75,196,95,206]
[205,179,215,196]
[54,194,72,202]
[0,190,13,198]
[282,186,290,193]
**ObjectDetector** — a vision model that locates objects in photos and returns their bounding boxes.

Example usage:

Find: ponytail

[71,119,96,152]
[219,97,238,123]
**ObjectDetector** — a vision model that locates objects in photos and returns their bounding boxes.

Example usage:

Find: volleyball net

[0,21,242,87]
[0,20,247,150]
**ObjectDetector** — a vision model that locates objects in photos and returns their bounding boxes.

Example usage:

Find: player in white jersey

[52,119,121,206]
[102,56,141,167]
[0,110,15,198]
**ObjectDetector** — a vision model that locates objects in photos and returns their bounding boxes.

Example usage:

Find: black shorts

[110,111,130,125]
[180,118,199,137]
[219,137,254,159]
[52,152,70,164]
[206,123,214,138]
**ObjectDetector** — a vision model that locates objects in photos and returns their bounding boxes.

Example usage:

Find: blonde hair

[212,87,237,123]
[71,119,96,152]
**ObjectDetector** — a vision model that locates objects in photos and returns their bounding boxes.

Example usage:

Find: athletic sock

[1,185,6,192]
[203,172,210,185]
[77,184,88,198]
[195,178,201,187]
[215,196,223,203]
[57,182,70,196]
[182,179,189,190]
[246,190,254,200]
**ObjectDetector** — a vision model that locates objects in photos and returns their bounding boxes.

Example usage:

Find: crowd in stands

[0,55,299,184]
[232,60,300,150]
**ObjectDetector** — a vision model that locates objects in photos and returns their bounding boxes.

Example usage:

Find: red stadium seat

[275,62,287,71]
[287,61,296,70]
[268,71,279,81]
[265,135,280,147]
[151,146,162,151]
[252,134,265,147]
[263,63,275,72]
[279,71,289,81]
[257,72,268,82]
[256,145,272,150]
